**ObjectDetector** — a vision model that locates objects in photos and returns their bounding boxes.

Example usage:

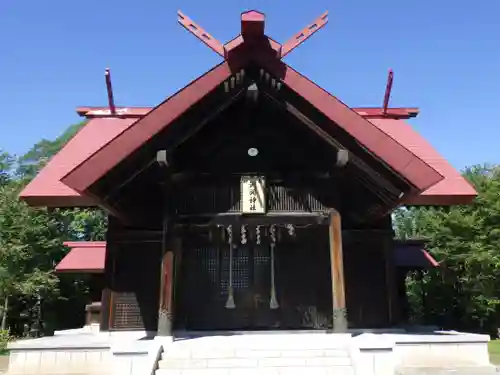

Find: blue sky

[0,0,498,169]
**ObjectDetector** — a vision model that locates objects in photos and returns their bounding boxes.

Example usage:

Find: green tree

[394,164,500,334]
[16,121,86,180]
[0,151,14,186]
[0,121,107,334]
[0,181,60,330]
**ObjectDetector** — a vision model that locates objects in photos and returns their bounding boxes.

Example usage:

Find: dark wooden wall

[343,232,397,328]
[100,226,398,331]
[100,213,399,332]
[101,226,161,331]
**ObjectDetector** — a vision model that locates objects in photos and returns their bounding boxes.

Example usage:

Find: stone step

[161,348,351,360]
[397,365,499,375]
[154,334,354,375]
[156,366,354,375]
[158,355,352,368]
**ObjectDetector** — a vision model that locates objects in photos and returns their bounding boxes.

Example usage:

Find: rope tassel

[269,225,279,309]
[225,225,236,309]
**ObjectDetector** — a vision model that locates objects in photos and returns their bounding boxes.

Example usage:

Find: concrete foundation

[4,328,495,375]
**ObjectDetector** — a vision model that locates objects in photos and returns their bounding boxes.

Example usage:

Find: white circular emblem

[248,148,259,157]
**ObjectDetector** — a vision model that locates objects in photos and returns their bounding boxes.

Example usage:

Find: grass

[489,339,500,365]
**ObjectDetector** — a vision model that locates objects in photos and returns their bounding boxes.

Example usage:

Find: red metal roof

[56,11,444,197]
[55,241,106,273]
[19,11,476,208]
[19,117,137,207]
[19,114,476,207]
[60,58,442,195]
[369,118,477,205]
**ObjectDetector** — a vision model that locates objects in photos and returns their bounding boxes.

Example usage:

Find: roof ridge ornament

[382,69,394,117]
[177,9,329,60]
[177,11,225,57]
[104,68,117,116]
[280,11,328,58]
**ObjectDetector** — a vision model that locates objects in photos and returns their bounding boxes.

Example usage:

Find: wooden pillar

[418,269,427,324]
[158,217,175,337]
[384,236,398,326]
[328,210,348,332]
[100,216,117,332]
[397,268,410,324]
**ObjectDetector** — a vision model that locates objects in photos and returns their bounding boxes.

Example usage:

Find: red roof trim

[62,60,243,193]
[63,241,106,248]
[76,106,420,120]
[422,249,440,267]
[394,240,441,268]
[253,54,444,192]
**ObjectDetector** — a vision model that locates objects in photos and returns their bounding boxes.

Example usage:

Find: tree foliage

[16,121,86,181]
[394,164,500,334]
[0,121,106,334]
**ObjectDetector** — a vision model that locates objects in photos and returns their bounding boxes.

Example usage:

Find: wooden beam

[173,236,183,323]
[76,106,420,120]
[157,217,174,337]
[99,247,114,331]
[384,236,398,325]
[328,210,348,332]
[176,213,330,227]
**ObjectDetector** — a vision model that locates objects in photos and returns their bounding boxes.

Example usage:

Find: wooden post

[328,210,348,332]
[397,268,410,324]
[158,217,174,337]
[384,236,398,326]
[172,234,183,327]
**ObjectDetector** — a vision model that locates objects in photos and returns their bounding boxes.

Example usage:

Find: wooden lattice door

[175,225,332,331]
[175,228,275,330]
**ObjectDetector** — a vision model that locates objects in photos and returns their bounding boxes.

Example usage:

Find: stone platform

[4,327,496,375]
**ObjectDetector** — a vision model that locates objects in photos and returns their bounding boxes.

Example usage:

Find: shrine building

[12,10,488,375]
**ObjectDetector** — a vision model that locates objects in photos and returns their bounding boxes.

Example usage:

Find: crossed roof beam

[94,10,413,121]
[177,10,329,60]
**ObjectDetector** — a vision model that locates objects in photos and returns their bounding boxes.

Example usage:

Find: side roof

[55,241,106,273]
[369,119,476,205]
[20,117,137,207]
[53,239,438,274]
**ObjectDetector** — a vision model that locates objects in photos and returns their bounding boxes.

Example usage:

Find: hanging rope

[225,225,236,309]
[178,223,312,229]
[269,225,279,309]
